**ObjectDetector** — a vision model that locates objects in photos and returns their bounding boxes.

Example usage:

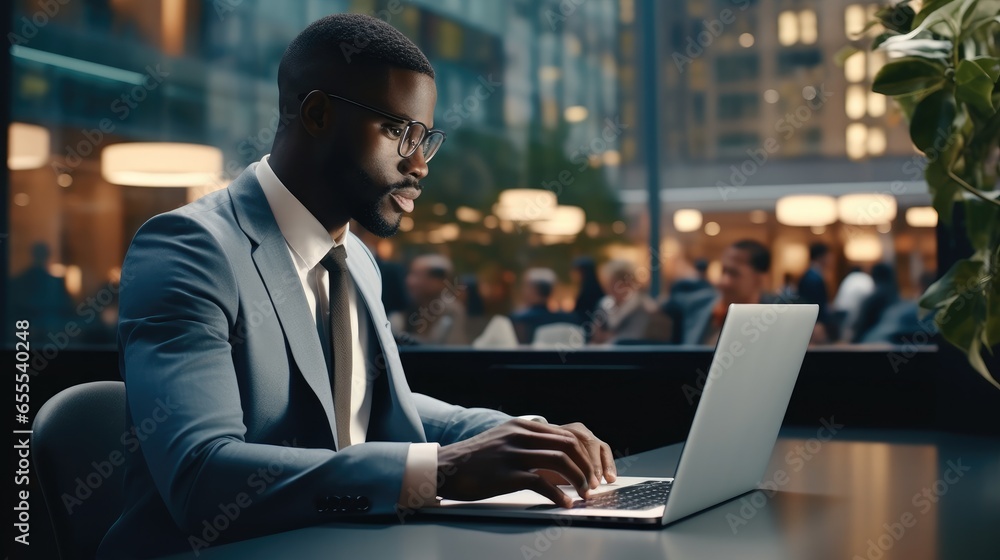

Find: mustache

[387,179,421,193]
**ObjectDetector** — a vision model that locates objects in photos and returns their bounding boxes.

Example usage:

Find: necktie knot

[321,245,348,273]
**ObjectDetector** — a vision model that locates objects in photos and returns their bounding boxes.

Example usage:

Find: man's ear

[299,90,330,137]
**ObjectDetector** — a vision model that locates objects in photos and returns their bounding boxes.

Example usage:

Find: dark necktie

[320,245,352,450]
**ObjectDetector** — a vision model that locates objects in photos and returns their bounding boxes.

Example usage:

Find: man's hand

[436,419,617,508]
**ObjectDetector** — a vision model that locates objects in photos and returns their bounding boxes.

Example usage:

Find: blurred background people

[832,266,875,343]
[457,274,491,342]
[591,260,671,344]
[665,239,772,346]
[851,262,900,343]
[572,256,605,323]
[390,254,467,345]
[7,242,76,336]
[510,268,577,344]
[798,242,833,339]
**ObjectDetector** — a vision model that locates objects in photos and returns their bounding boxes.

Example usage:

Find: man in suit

[99,14,615,558]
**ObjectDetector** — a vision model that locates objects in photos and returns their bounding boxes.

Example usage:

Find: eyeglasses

[299,91,446,162]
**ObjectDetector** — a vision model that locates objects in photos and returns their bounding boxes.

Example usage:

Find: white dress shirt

[256,155,439,507]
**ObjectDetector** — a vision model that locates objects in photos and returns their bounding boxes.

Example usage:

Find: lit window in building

[867,127,887,155]
[846,85,867,119]
[799,10,818,44]
[846,123,868,159]
[844,4,866,37]
[845,52,866,82]
[778,11,799,46]
[867,50,886,79]
[867,90,886,117]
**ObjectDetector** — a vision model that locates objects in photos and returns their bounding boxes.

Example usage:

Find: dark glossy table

[162,428,1000,560]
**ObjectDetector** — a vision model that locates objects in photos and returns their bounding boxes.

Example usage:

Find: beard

[342,160,412,238]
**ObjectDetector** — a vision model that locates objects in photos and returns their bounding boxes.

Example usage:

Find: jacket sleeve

[410,392,511,445]
[118,211,411,541]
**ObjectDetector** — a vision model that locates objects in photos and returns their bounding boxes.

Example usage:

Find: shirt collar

[256,154,347,269]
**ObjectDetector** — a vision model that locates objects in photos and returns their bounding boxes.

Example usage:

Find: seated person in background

[457,274,491,340]
[591,260,672,344]
[665,239,776,346]
[669,258,712,297]
[857,270,937,344]
[851,262,900,343]
[798,242,834,339]
[832,266,875,342]
[510,268,577,344]
[390,254,467,345]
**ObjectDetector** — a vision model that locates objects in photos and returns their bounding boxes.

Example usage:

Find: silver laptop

[424,303,818,526]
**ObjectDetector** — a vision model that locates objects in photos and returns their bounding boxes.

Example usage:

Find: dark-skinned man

[100,14,614,558]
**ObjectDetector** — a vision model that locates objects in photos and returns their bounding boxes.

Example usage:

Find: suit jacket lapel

[228,165,338,441]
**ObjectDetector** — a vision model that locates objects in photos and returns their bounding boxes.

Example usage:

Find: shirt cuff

[398,442,441,510]
[517,414,548,423]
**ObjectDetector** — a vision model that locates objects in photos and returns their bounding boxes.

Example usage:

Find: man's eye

[385,126,403,138]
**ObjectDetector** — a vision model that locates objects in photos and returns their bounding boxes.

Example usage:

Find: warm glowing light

[494,189,557,222]
[433,203,448,216]
[867,91,886,117]
[539,66,561,81]
[564,105,589,123]
[704,221,721,236]
[845,52,866,82]
[739,33,755,47]
[867,127,887,155]
[456,206,482,223]
[102,143,223,187]
[846,85,867,119]
[778,11,799,45]
[64,264,82,297]
[844,234,883,261]
[775,195,838,226]
[57,173,73,187]
[846,123,868,160]
[905,207,938,227]
[399,216,414,232]
[673,209,703,232]
[483,215,499,229]
[8,123,49,170]
[602,150,621,166]
[764,89,780,104]
[13,193,30,206]
[838,193,897,225]
[877,222,892,233]
[530,205,586,236]
[799,10,818,44]
[845,5,866,37]
[749,210,768,224]
[612,221,627,234]
[811,225,826,234]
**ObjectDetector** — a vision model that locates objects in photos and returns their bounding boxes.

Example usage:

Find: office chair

[34,381,127,560]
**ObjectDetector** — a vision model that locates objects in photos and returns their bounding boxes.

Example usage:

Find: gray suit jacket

[98,164,510,558]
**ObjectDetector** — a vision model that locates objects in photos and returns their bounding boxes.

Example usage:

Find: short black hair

[281,13,434,79]
[731,239,771,273]
[809,242,830,262]
[531,280,554,300]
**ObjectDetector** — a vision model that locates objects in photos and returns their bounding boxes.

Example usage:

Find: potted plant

[854,0,999,388]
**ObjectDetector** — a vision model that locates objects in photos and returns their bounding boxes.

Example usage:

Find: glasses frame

[299,90,446,162]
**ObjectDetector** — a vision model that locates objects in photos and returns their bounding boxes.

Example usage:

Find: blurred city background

[6,0,939,348]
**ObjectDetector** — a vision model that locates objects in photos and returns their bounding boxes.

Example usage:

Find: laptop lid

[661,303,817,524]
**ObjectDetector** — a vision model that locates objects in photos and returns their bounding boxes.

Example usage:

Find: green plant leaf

[910,88,957,152]
[986,275,1000,348]
[912,0,960,29]
[926,158,962,224]
[873,58,948,96]
[955,59,996,113]
[964,197,1000,251]
[966,334,1000,389]
[876,4,917,33]
[921,258,983,309]
[971,56,1000,83]
[935,267,986,353]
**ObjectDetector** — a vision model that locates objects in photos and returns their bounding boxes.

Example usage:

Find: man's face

[312,67,437,237]
[406,261,445,304]
[718,247,764,305]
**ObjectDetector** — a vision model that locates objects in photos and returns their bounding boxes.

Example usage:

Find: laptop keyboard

[571,480,672,510]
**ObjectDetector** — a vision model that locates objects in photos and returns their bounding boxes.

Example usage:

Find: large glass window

[6,0,937,351]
